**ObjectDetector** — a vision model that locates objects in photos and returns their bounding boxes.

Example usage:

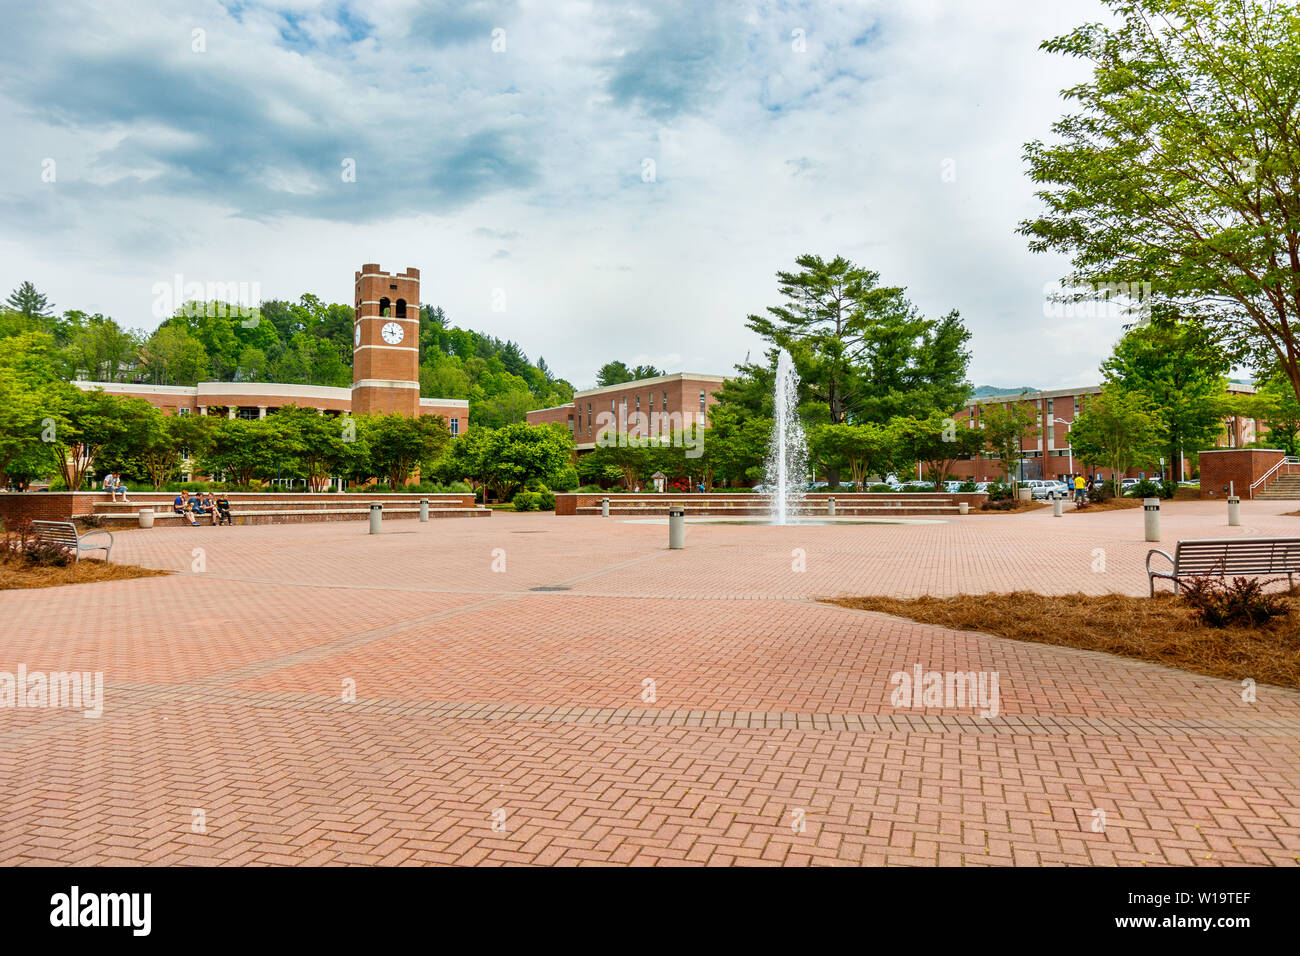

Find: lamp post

[1053,418,1074,475]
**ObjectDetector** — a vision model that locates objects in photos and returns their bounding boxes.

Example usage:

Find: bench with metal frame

[30,520,114,563]
[1146,536,1300,596]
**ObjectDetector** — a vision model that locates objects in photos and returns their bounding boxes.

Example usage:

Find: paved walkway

[2,499,1298,865]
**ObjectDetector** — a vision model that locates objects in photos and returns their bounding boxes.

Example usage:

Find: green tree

[140,324,210,385]
[595,361,635,387]
[127,410,215,490]
[1248,372,1300,455]
[6,281,54,320]
[1020,0,1300,398]
[744,254,972,427]
[365,414,452,490]
[978,400,1041,490]
[808,421,897,490]
[49,390,156,491]
[200,418,296,487]
[1101,313,1229,481]
[894,413,987,489]
[1071,388,1162,495]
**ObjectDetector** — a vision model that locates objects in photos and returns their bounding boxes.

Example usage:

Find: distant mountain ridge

[970,384,1039,397]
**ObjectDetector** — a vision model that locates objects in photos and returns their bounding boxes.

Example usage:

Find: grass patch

[0,560,168,591]
[826,590,1300,689]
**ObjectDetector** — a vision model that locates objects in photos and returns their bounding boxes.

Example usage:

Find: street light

[1053,418,1074,474]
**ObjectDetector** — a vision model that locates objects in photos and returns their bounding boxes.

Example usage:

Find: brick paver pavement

[2,499,1299,865]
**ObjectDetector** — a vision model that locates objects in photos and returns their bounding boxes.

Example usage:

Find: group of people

[173,490,232,527]
[1060,473,1097,503]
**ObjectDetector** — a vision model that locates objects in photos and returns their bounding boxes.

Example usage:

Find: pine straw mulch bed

[0,560,168,591]
[1066,498,1143,513]
[825,590,1300,689]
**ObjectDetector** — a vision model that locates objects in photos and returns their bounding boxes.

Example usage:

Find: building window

[649,393,654,412]
[663,390,668,410]
[379,296,391,317]
[237,406,259,420]
[395,298,407,318]
[178,408,192,416]
[450,417,460,435]
[587,403,592,436]
[1047,398,1054,416]
[636,396,640,412]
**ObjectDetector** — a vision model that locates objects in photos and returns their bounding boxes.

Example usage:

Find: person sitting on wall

[191,493,210,519]
[215,494,232,526]
[173,490,199,526]
[202,493,221,525]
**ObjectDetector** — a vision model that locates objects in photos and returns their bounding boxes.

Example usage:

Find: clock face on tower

[381,321,405,345]
[354,324,361,347]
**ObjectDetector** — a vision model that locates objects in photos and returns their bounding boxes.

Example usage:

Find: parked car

[1026,479,1069,500]
[1121,478,1139,492]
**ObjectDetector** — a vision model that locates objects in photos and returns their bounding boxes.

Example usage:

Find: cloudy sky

[1,0,1122,390]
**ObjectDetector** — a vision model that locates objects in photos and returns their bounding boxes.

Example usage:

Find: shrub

[22,540,74,567]
[1126,478,1163,498]
[958,480,977,492]
[1180,575,1290,628]
[868,484,892,493]
[512,491,542,511]
[986,481,1014,501]
[980,498,1019,511]
[536,489,556,511]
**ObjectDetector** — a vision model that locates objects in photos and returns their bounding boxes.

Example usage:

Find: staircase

[87,492,491,527]
[1256,475,1300,499]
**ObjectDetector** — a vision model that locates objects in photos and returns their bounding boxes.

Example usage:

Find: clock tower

[352,263,420,416]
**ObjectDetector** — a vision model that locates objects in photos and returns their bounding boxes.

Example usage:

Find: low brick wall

[0,491,476,524]
[0,493,104,523]
[555,492,988,515]
[1198,449,1285,499]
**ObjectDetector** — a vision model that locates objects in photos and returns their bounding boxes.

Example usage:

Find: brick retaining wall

[555,492,988,515]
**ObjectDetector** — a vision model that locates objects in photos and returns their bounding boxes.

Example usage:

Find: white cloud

[0,0,1119,390]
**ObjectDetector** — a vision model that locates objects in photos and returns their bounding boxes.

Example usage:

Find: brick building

[947,384,1260,483]
[74,264,468,434]
[526,372,727,451]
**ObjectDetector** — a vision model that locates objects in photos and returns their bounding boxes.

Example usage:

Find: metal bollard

[1143,497,1160,542]
[827,496,836,517]
[1228,495,1241,527]
[1053,498,1063,517]
[668,507,685,549]
[419,497,429,522]
[369,503,382,534]
[601,497,610,518]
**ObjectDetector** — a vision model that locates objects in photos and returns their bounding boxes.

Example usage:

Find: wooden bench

[31,520,114,563]
[1146,537,1300,596]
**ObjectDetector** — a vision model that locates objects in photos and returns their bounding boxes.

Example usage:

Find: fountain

[763,348,808,524]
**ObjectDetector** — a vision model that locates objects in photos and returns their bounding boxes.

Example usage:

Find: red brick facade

[527,373,726,448]
[1197,449,1286,499]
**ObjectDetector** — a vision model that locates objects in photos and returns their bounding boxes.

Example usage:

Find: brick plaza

[2,501,1299,866]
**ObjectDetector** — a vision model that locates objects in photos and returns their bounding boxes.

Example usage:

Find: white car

[1026,479,1069,500]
